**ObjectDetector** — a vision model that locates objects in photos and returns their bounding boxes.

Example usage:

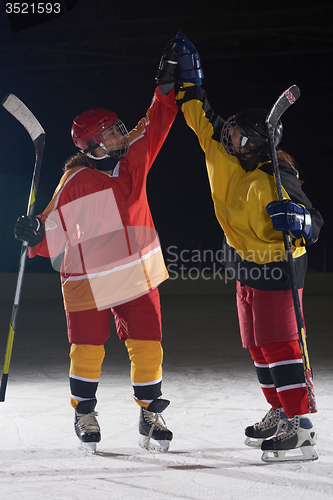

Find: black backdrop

[0,0,331,273]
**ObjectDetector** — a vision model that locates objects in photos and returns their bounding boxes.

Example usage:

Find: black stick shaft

[267,103,316,412]
[0,123,45,401]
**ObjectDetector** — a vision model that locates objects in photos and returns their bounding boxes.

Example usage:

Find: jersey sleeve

[27,167,88,260]
[27,212,67,259]
[134,85,178,169]
[279,162,324,246]
[176,83,224,152]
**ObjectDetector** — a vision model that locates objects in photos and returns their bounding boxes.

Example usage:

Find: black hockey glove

[155,36,178,85]
[14,215,45,247]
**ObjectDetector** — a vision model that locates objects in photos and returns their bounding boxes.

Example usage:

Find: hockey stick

[0,94,45,402]
[266,85,317,413]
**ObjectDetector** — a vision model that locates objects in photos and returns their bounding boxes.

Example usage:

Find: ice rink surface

[0,292,332,500]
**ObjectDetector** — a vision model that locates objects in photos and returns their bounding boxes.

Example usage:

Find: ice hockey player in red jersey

[172,32,323,463]
[14,44,178,453]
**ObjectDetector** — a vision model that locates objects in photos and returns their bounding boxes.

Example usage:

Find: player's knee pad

[69,344,105,380]
[249,345,266,364]
[261,340,302,365]
[125,339,163,383]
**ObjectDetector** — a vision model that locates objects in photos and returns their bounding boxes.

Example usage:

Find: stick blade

[266,84,300,129]
[2,94,45,141]
[285,84,301,101]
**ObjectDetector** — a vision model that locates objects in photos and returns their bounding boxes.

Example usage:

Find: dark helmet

[220,108,283,159]
[71,108,129,160]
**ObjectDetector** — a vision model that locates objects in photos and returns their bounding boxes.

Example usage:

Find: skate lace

[143,409,167,431]
[254,408,279,431]
[274,416,299,442]
[77,411,99,432]
[143,409,168,450]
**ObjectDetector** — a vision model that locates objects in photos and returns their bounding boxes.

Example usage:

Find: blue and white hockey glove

[14,215,45,247]
[175,32,204,86]
[266,200,312,241]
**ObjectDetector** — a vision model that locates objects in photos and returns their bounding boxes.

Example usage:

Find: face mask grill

[92,120,129,160]
[220,113,276,160]
[220,116,249,157]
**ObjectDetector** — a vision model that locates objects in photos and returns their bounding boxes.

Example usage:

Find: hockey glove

[155,37,178,85]
[266,200,312,240]
[175,32,204,86]
[14,215,45,247]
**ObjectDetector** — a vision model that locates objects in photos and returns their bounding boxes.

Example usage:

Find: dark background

[0,0,331,273]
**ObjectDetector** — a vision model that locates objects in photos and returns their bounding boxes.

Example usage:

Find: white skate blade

[80,441,97,453]
[245,436,265,448]
[261,445,318,463]
[139,435,170,453]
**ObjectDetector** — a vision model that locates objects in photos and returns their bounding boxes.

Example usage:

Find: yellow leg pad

[125,340,163,407]
[70,344,105,408]
[69,344,105,380]
[125,339,163,384]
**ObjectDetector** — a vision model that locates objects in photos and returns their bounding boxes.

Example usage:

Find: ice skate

[74,398,101,452]
[261,415,318,462]
[245,407,287,447]
[139,398,173,452]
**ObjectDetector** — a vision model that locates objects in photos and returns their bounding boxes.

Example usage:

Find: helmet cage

[220,110,282,159]
[90,119,129,160]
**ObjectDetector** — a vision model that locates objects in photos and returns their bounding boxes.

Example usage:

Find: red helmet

[71,108,129,160]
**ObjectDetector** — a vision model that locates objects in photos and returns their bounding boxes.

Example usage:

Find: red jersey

[29,86,178,311]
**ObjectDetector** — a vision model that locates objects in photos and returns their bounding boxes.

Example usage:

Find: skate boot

[245,407,287,447]
[74,398,101,452]
[261,415,318,462]
[139,398,173,452]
